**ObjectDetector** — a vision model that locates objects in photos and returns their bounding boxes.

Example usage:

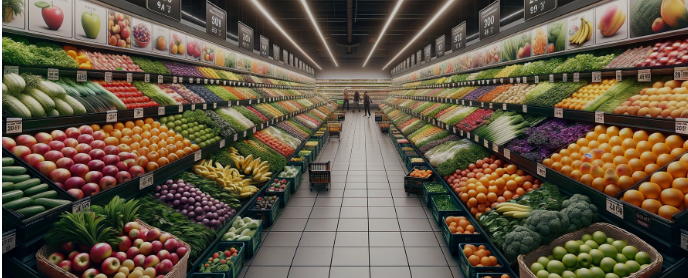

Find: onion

[194,207,203,214]
[154,193,160,198]
[166,180,174,185]
[210,206,217,212]
[161,190,168,195]
[173,200,180,206]
[175,193,182,199]
[188,211,195,218]
[203,219,210,225]
[181,197,188,204]
[155,186,161,191]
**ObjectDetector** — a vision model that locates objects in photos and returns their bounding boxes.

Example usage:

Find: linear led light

[301,0,338,67]
[252,0,322,69]
[363,0,404,67]
[382,0,454,70]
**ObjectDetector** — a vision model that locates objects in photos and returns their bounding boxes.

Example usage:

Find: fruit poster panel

[629,0,688,38]
[3,0,26,30]
[29,0,73,38]
[548,19,567,53]
[201,42,215,64]
[74,0,106,44]
[107,9,130,48]
[595,0,629,44]
[531,25,548,56]
[151,24,170,55]
[169,30,185,57]
[130,17,152,52]
[185,35,202,61]
[566,9,595,50]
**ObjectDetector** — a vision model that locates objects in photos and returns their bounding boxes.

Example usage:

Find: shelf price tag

[134,108,144,119]
[243,131,247,138]
[562,73,567,82]
[5,118,22,134]
[509,78,513,83]
[616,70,622,81]
[681,231,688,251]
[72,198,90,213]
[3,66,18,75]
[173,76,177,83]
[462,100,465,105]
[139,173,154,190]
[675,67,688,80]
[213,103,217,109]
[193,150,202,162]
[469,101,473,106]
[47,68,59,81]
[523,77,527,83]
[252,127,256,133]
[233,134,238,141]
[592,71,602,83]
[105,72,113,83]
[554,108,563,118]
[536,163,547,178]
[676,119,688,135]
[191,104,196,111]
[158,107,165,116]
[474,134,479,142]
[203,103,207,110]
[549,74,554,83]
[606,198,624,219]
[503,148,511,159]
[522,105,528,113]
[638,69,651,82]
[534,76,539,83]
[489,103,493,109]
[481,102,484,107]
[219,139,226,148]
[204,79,208,84]
[197,78,201,83]
[224,81,227,85]
[595,112,605,124]
[178,105,183,113]
[453,127,457,133]
[3,231,16,254]
[573,72,580,82]
[144,74,150,83]
[492,143,499,153]
[483,140,489,148]
[106,110,117,123]
[503,103,507,111]
[76,71,88,82]
[158,75,164,84]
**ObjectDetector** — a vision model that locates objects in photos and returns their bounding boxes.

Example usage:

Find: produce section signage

[206,1,226,41]
[436,35,445,57]
[260,35,269,57]
[411,54,416,66]
[238,21,253,51]
[146,0,181,21]
[283,49,289,64]
[417,50,422,64]
[425,44,432,63]
[524,0,556,21]
[29,0,74,38]
[451,22,466,52]
[479,0,500,40]
[290,53,294,67]
[273,44,280,61]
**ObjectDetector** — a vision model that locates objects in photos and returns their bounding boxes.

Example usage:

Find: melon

[630,0,662,37]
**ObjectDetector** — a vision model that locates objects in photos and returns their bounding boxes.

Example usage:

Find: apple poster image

[152,24,170,55]
[186,36,202,61]
[2,0,26,30]
[74,0,106,44]
[130,17,152,53]
[169,30,186,57]
[595,0,628,44]
[201,43,215,64]
[29,0,73,38]
[107,10,131,48]
[566,9,596,50]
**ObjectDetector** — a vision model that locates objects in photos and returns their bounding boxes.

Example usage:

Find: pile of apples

[48,222,188,278]
[613,80,688,119]
[635,39,688,68]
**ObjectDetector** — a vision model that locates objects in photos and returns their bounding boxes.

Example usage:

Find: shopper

[343,90,350,111]
[363,91,372,117]
[353,91,361,112]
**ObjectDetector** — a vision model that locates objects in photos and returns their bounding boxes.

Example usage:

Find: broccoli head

[504,226,542,260]
[561,201,599,232]
[562,194,591,208]
[524,210,569,244]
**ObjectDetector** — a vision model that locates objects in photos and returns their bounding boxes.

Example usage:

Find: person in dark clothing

[353,91,361,112]
[363,91,372,117]
[343,90,350,111]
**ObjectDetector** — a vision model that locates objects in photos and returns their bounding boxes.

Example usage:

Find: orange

[110,129,122,140]
[580,174,595,186]
[551,153,562,162]
[102,124,114,133]
[135,119,145,127]
[577,138,590,147]
[463,247,474,257]
[480,257,491,266]
[640,152,658,165]
[157,157,169,167]
[628,158,645,172]
[114,122,125,130]
[103,137,119,146]
[660,188,685,207]
[657,154,675,166]
[665,135,685,150]
[636,141,653,153]
[131,134,142,143]
[597,134,610,143]
[682,154,688,164]
[608,136,622,147]
[673,178,688,194]
[599,143,612,153]
[586,132,598,142]
[604,184,622,197]
[606,126,620,137]
[624,149,640,160]
[611,146,626,157]
[622,190,645,207]
[542,159,553,167]
[476,193,487,203]
[568,143,581,153]
[657,205,681,220]
[551,162,563,172]
[90,124,101,131]
[144,118,154,125]
[652,143,671,156]
[601,153,615,163]
[648,132,666,145]
[175,150,185,158]
[633,130,649,142]
[613,156,629,166]
[468,255,480,266]
[570,152,582,161]
[124,121,135,129]
[561,157,573,166]
[632,171,648,182]
[594,125,607,134]
[667,161,688,179]
[621,138,637,150]
[618,176,635,190]
[645,164,661,175]
[641,199,662,214]
[670,148,686,158]
[651,172,674,189]
[619,128,634,139]
[570,170,583,181]
[685,140,688,151]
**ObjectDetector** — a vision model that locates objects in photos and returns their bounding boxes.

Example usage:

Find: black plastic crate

[196,242,245,278]
[265,181,292,208]
[441,214,485,256]
[222,218,263,258]
[404,166,434,195]
[246,196,281,227]
[458,243,507,278]
[423,182,449,208]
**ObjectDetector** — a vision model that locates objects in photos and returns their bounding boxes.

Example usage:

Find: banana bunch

[569,17,592,45]
[227,148,273,184]
[193,159,259,198]
[495,203,532,219]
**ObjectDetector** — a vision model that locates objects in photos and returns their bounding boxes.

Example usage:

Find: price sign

[573,72,580,82]
[3,66,18,75]
[2,231,16,254]
[260,35,269,57]
[158,75,164,84]
[592,71,602,83]
[158,106,165,115]
[273,44,280,61]
[484,140,489,148]
[638,69,651,82]
[193,150,202,162]
[105,72,113,83]
[593,111,605,124]
[635,210,651,228]
[243,131,247,137]
[178,105,183,113]
[479,1,500,40]
[233,134,238,141]
[191,104,196,111]
[681,231,688,251]
[606,198,624,219]
[147,0,181,21]
[474,134,480,142]
[534,75,539,83]
[453,127,457,133]
[143,73,150,83]
[676,119,688,135]
[549,74,554,83]
[524,0,557,21]
[616,70,622,81]
[522,77,527,83]
[503,103,507,110]
[537,163,547,177]
[436,35,445,58]
[134,108,144,119]
[5,118,22,134]
[204,79,208,84]
[219,139,225,148]
[424,44,432,63]
[213,103,217,109]
[674,67,688,80]
[179,77,183,83]
[206,1,227,40]
[522,105,528,113]
[504,148,511,159]
[492,143,499,153]
[510,78,513,83]
[46,68,60,81]
[238,21,254,51]
[252,127,256,133]
[106,110,118,123]
[489,103,493,109]
[76,71,87,82]
[562,73,567,82]
[173,76,177,83]
[450,22,467,52]
[469,101,473,106]
[139,172,154,190]
[481,102,484,107]
[554,108,563,118]
[516,77,521,84]
[72,198,91,213]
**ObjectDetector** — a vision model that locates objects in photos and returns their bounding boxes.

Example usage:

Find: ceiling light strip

[252,0,322,69]
[301,0,338,67]
[363,0,404,67]
[382,0,454,70]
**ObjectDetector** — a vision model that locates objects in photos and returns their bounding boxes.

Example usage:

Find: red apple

[58,260,71,272]
[75,143,92,154]
[123,159,137,169]
[60,147,77,159]
[48,252,65,264]
[129,229,141,241]
[82,182,100,197]
[67,188,84,199]
[138,242,152,255]
[133,238,144,248]
[135,156,148,167]
[115,162,128,172]
[90,243,112,263]
[103,145,120,155]
[78,125,93,135]
[31,143,51,155]
[156,250,170,261]
[35,132,53,144]
[11,145,32,160]
[63,138,78,148]
[142,255,159,269]
[49,168,71,183]
[16,134,37,149]
[81,268,99,278]
[48,140,65,151]
[39,3,64,30]
[126,246,139,259]
[123,222,140,234]
[169,253,179,265]
[133,254,146,267]
[102,165,119,177]
[118,236,132,252]
[69,164,90,178]
[129,165,145,178]
[114,252,127,263]
[100,257,120,275]
[175,246,187,257]
[156,259,173,274]
[24,153,45,167]
[37,161,57,176]
[64,177,85,190]
[77,134,94,145]
[116,171,131,184]
[99,176,117,190]
[61,242,74,253]
[92,131,106,141]
[86,160,105,172]
[158,233,172,244]
[88,149,105,160]
[71,253,91,273]
[67,250,79,261]
[151,240,163,254]
[103,154,120,165]
[118,152,134,161]
[51,130,66,141]
[145,228,161,241]
[90,140,106,150]
[65,127,81,139]
[55,157,75,169]
[139,227,149,239]
[163,239,177,252]
[73,153,92,165]
[84,170,104,183]
[2,137,17,149]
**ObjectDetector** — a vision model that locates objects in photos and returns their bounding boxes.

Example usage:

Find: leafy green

[523,81,586,107]
[90,196,140,233]
[553,54,617,73]
[131,56,171,74]
[45,211,121,247]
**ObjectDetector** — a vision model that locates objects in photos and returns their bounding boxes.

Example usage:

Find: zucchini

[13,179,42,191]
[29,190,58,200]
[2,95,32,118]
[33,198,70,209]
[2,166,27,175]
[24,183,49,196]
[3,174,30,183]
[16,206,45,218]
[26,88,56,111]
[3,197,32,210]
[2,182,15,192]
[17,94,47,118]
[3,190,23,202]
[2,157,14,166]
[53,97,74,116]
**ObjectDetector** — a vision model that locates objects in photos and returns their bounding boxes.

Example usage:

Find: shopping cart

[328,121,342,140]
[308,161,331,191]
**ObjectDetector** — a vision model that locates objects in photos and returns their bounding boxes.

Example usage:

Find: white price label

[76,71,88,82]
[675,67,688,80]
[523,77,527,83]
[203,103,207,110]
[484,140,489,148]
[503,148,510,159]
[489,103,493,109]
[676,119,688,135]
[481,102,484,107]
[178,105,183,113]
[573,72,580,82]
[549,74,554,83]
[144,74,150,83]
[562,73,568,82]
[47,68,59,80]
[522,105,528,113]
[5,118,22,134]
[534,76,539,83]
[104,72,113,83]
[681,232,688,251]
[204,79,208,84]
[126,73,133,83]
[233,134,238,141]
[134,108,144,119]
[3,66,18,75]
[173,76,177,83]
[236,101,240,106]
[537,163,547,178]
[453,127,457,133]
[461,100,465,105]
[606,198,624,219]
[72,199,90,213]
[139,173,154,190]
[595,112,605,124]
[252,127,257,133]
[474,134,479,142]
[616,70,622,81]
[158,75,164,84]
[213,103,217,109]
[106,111,118,123]
[224,81,227,85]
[158,106,165,115]
[500,78,504,83]
[2,231,16,254]
[197,78,201,83]
[243,131,247,137]
[592,71,602,83]
[554,108,563,118]
[191,104,196,111]
[638,69,651,82]
[469,101,473,106]
[179,77,183,83]
[509,78,513,83]
[492,143,499,152]
[194,150,202,162]
[503,103,507,111]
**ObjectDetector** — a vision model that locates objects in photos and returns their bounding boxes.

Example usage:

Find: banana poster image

[566,9,595,49]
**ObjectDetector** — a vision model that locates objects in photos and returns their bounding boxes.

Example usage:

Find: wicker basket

[37,219,190,278]
[517,223,663,278]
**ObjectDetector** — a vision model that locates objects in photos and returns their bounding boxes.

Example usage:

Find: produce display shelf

[381,105,688,276]
[2,94,316,134]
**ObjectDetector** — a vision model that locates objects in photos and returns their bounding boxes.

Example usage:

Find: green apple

[577,253,593,268]
[562,270,577,278]
[589,249,605,266]
[81,12,100,39]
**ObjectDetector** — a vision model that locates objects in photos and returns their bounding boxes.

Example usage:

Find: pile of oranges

[622,155,688,220]
[543,125,687,197]
[463,244,501,267]
[445,216,479,235]
[444,156,541,218]
[555,79,618,110]
[409,168,433,178]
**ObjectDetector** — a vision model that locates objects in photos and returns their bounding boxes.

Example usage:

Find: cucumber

[2,182,15,192]
[3,175,30,183]
[29,190,58,200]
[33,198,70,209]
[2,157,14,166]
[3,197,32,210]
[24,183,49,196]
[12,178,41,191]
[16,206,45,218]
[2,190,23,202]
[2,166,27,175]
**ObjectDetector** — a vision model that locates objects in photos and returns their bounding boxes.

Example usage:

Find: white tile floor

[239,110,464,278]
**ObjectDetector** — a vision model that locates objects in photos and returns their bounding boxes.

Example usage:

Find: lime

[175,114,182,119]
[621,246,638,261]
[160,117,168,123]
[613,263,630,277]
[579,245,592,254]
[576,268,594,278]
[548,255,555,261]
[562,254,578,268]
[199,142,206,148]
[537,270,550,278]
[562,270,576,278]
[625,260,640,273]
[181,118,187,124]
[592,231,608,245]
[565,240,580,254]
[547,260,566,275]
[189,134,196,140]
[174,126,182,132]
[589,267,605,278]
[167,122,176,128]
[581,234,593,242]
[600,257,617,273]
[553,246,568,260]
[181,124,189,129]
[599,244,618,258]
[174,120,182,125]
[532,263,545,274]
[590,249,604,265]
[635,252,650,265]
[615,253,627,263]
[181,131,189,137]
[538,257,551,266]
[576,240,586,246]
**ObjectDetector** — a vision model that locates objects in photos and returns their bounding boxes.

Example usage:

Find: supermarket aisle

[240,110,463,278]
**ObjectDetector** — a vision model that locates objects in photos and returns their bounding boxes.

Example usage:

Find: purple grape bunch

[155,179,236,229]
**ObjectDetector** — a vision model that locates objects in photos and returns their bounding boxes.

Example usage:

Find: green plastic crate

[197,242,245,278]
[458,243,506,278]
[430,194,462,225]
